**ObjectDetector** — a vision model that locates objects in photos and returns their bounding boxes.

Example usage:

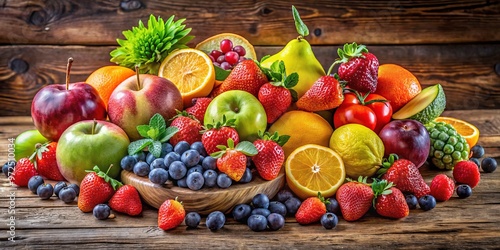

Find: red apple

[378,119,431,168]
[107,72,183,141]
[31,58,107,141]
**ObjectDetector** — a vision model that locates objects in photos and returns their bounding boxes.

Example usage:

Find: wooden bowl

[121,170,285,215]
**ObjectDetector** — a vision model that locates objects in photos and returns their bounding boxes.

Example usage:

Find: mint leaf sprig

[128,113,178,157]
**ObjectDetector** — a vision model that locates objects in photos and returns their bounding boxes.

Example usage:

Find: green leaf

[150,140,163,158]
[150,113,166,130]
[159,126,179,143]
[235,141,258,156]
[215,66,231,81]
[276,135,291,147]
[292,6,309,37]
[128,139,153,155]
[147,127,160,140]
[283,72,299,88]
[137,125,151,138]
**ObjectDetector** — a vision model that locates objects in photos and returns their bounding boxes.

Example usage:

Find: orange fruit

[195,33,257,60]
[375,64,422,112]
[285,144,345,200]
[158,48,215,107]
[434,116,480,148]
[85,66,136,106]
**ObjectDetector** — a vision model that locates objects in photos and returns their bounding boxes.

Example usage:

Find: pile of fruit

[2,6,498,232]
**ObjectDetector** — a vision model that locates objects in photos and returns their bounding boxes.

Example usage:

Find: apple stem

[92,119,97,135]
[135,65,140,91]
[66,57,74,90]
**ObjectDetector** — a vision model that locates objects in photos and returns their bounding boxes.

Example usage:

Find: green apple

[56,120,130,184]
[14,129,48,161]
[204,90,267,141]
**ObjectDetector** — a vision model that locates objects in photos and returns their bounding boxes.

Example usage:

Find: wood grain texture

[0,0,498,46]
[121,170,285,215]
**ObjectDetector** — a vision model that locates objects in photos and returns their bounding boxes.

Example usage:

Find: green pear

[261,38,325,99]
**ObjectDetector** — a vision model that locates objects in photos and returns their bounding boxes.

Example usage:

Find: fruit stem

[92,119,97,135]
[66,57,74,90]
[135,65,141,91]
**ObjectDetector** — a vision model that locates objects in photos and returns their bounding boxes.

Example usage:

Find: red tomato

[333,92,393,133]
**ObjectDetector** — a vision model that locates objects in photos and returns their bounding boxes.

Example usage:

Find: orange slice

[434,116,480,148]
[285,144,345,200]
[158,48,215,107]
[195,33,257,60]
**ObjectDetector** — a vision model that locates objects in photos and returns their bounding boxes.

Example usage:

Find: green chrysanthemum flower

[110,14,194,74]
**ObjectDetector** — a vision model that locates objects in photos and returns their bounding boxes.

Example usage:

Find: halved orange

[158,48,215,107]
[285,144,345,200]
[195,33,257,60]
[434,116,480,148]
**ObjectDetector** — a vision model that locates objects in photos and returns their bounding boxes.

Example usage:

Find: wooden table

[1,110,499,249]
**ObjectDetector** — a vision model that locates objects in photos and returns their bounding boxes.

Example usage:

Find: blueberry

[203,169,218,188]
[132,151,146,162]
[232,204,252,223]
[146,152,156,165]
[58,186,77,203]
[176,177,188,188]
[274,189,294,203]
[418,195,437,211]
[201,156,217,170]
[405,194,418,209]
[161,143,173,157]
[187,172,204,190]
[93,204,111,220]
[190,141,207,156]
[320,213,338,229]
[185,212,201,228]
[133,161,150,177]
[37,183,53,200]
[326,198,340,214]
[187,165,203,176]
[456,184,472,198]
[470,157,481,168]
[164,152,181,167]
[471,145,485,158]
[247,214,267,232]
[150,158,166,170]
[217,173,232,188]
[174,141,191,155]
[251,208,271,218]
[53,181,67,197]
[149,168,169,185]
[267,213,285,231]
[181,149,201,168]
[284,197,302,216]
[67,183,80,196]
[206,211,225,230]
[268,201,287,217]
[239,168,253,183]
[28,175,44,194]
[168,161,187,180]
[2,160,16,177]
[481,157,497,173]
[252,193,270,209]
[120,155,137,171]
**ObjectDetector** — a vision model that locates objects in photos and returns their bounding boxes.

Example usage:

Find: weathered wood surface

[0,110,499,249]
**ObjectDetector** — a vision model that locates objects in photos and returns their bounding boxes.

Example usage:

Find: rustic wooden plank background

[1,0,499,116]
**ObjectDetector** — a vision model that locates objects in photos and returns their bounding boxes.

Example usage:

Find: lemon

[268,111,333,158]
[285,144,345,200]
[329,124,384,179]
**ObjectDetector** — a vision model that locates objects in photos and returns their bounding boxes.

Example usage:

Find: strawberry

[336,176,374,222]
[185,97,212,122]
[78,165,121,213]
[210,59,268,97]
[202,115,239,155]
[430,174,455,202]
[252,131,289,181]
[32,142,66,181]
[257,60,299,123]
[158,197,185,230]
[372,180,409,219]
[378,154,430,199]
[334,42,379,93]
[295,192,329,225]
[169,111,203,146]
[212,138,257,181]
[296,75,344,112]
[11,158,38,187]
[108,184,142,216]
[453,160,480,188]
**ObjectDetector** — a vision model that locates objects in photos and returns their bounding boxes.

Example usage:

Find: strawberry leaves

[86,165,123,190]
[128,113,179,157]
[211,138,258,158]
